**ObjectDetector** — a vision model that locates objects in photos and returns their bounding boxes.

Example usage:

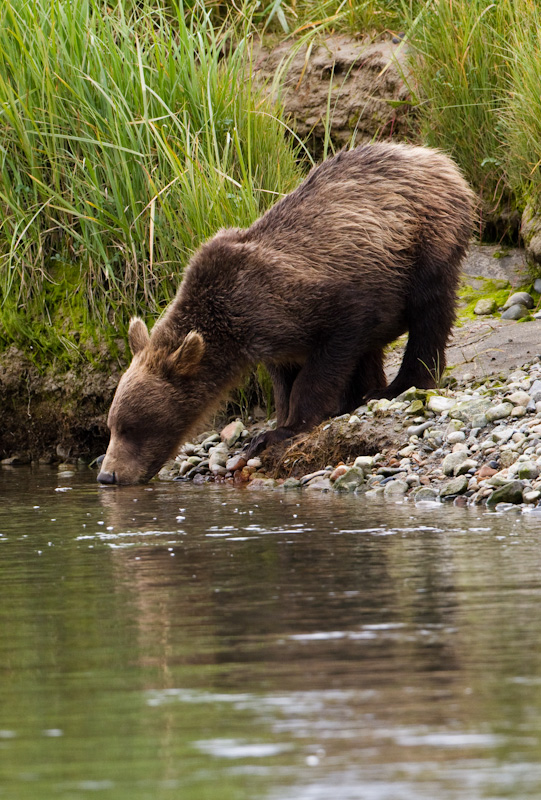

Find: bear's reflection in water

[98,483,463,691]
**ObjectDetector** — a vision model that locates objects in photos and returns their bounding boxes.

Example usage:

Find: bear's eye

[117,422,139,439]
[117,419,155,442]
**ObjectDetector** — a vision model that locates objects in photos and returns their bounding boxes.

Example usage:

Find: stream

[1,466,541,799]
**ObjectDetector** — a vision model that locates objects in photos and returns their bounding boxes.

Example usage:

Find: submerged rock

[282,477,301,490]
[333,466,365,492]
[304,477,333,492]
[383,479,408,500]
[1,453,31,466]
[413,487,439,502]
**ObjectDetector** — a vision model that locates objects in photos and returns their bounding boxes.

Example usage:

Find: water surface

[1,466,541,799]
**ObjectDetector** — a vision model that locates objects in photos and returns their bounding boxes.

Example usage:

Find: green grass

[399,0,516,239]
[245,0,541,249]
[202,0,423,36]
[503,1,541,209]
[0,0,304,361]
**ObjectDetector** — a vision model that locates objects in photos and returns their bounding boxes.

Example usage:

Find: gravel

[155,355,541,512]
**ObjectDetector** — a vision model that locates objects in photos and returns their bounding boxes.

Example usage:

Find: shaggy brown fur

[98,142,474,485]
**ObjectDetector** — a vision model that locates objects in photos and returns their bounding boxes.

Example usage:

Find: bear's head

[97,317,205,485]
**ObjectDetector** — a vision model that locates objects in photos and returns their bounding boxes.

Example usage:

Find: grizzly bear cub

[98,142,474,485]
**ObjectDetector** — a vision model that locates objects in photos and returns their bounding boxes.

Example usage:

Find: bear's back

[245,142,473,282]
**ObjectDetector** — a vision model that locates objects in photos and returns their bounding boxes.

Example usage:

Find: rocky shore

[158,352,541,512]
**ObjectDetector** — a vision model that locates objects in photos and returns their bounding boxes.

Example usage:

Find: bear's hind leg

[376,268,456,399]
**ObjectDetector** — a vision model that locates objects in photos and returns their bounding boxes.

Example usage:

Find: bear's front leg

[244,425,297,457]
[245,342,358,457]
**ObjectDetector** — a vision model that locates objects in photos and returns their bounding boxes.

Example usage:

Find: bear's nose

[97,470,116,485]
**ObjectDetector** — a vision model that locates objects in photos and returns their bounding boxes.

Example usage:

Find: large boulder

[521,203,541,265]
[253,34,413,156]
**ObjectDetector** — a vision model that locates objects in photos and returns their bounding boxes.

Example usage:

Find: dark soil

[253,34,414,157]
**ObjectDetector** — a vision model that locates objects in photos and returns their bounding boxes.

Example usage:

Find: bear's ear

[169,330,205,376]
[128,317,150,355]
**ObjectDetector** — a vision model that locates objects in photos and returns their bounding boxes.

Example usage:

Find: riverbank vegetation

[0,0,304,361]
[1,0,541,370]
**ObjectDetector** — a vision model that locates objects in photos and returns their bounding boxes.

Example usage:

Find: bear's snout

[97,469,116,485]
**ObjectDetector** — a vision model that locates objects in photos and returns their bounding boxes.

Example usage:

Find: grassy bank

[398,0,541,243]
[205,0,423,35]
[2,0,541,373]
[0,0,303,362]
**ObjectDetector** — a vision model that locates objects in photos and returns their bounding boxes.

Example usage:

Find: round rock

[449,398,492,422]
[501,303,529,321]
[516,461,540,481]
[383,479,408,500]
[503,291,535,309]
[486,480,525,508]
[413,487,439,502]
[442,450,470,476]
[474,298,497,315]
[440,475,469,497]
[330,464,349,481]
[282,478,301,490]
[305,477,332,492]
[365,487,385,500]
[455,458,477,476]
[354,455,374,472]
[220,419,245,447]
[427,395,456,413]
[486,402,514,422]
[226,454,248,472]
[508,390,532,407]
[333,466,365,492]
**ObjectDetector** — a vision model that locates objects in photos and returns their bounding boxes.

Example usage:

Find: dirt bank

[0,346,123,463]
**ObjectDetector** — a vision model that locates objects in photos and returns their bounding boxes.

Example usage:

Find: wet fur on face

[99,329,210,484]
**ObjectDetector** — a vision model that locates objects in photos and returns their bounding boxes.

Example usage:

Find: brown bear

[97,142,474,485]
